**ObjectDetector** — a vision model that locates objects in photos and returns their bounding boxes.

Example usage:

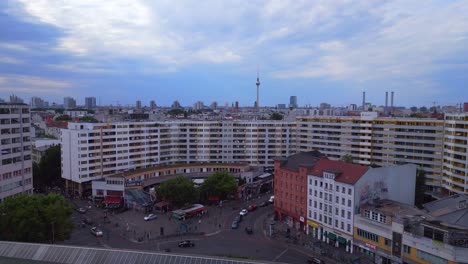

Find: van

[268,195,275,203]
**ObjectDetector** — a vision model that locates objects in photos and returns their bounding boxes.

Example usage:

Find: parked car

[259,201,268,207]
[76,207,87,214]
[245,227,253,234]
[82,218,93,225]
[247,204,257,211]
[268,196,275,203]
[178,240,195,248]
[144,214,157,221]
[234,215,242,223]
[90,227,103,237]
[239,209,248,216]
[307,257,325,264]
[231,221,239,229]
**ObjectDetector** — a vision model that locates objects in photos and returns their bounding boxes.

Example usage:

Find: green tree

[341,154,354,163]
[156,176,198,207]
[33,145,62,192]
[0,193,74,243]
[415,169,427,208]
[200,171,237,201]
[55,115,71,121]
[271,113,283,120]
[79,116,98,123]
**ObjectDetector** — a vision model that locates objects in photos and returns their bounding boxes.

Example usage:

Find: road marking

[272,248,288,262]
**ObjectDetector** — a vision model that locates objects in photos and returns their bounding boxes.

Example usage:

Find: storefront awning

[338,236,347,244]
[104,196,122,204]
[327,232,337,240]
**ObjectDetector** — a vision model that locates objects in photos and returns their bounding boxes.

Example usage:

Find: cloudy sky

[0,0,467,107]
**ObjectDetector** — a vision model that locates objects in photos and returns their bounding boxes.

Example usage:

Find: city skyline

[0,1,467,107]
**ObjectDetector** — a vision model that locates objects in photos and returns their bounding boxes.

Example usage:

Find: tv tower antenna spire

[256,65,260,111]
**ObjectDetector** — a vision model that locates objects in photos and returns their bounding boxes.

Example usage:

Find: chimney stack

[385,91,388,114]
[362,91,366,110]
[391,91,394,113]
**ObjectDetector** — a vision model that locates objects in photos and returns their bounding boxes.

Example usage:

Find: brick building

[273,151,324,232]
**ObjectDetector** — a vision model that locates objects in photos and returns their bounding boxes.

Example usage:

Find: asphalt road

[61,199,328,264]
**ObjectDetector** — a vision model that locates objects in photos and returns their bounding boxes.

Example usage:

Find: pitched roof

[310,159,369,184]
[276,151,325,171]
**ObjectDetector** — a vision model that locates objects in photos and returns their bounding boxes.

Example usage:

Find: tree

[341,154,354,163]
[156,176,198,207]
[410,106,418,112]
[200,171,237,201]
[33,145,62,192]
[415,169,427,208]
[79,116,98,123]
[0,193,74,243]
[271,113,283,120]
[55,115,71,121]
[419,106,428,112]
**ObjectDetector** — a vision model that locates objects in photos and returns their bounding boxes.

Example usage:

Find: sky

[0,0,467,108]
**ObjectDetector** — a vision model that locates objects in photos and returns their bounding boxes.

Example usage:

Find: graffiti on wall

[359,180,389,206]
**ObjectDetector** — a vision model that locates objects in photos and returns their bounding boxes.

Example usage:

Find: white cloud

[9,0,468,92]
[0,55,23,64]
[0,74,72,96]
[0,42,31,52]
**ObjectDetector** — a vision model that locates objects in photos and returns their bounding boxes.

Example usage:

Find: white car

[239,209,248,216]
[90,227,103,237]
[144,214,157,221]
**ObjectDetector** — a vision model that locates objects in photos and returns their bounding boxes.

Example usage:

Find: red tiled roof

[310,158,369,184]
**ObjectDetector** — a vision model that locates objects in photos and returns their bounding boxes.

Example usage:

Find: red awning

[155,201,170,207]
[208,196,220,201]
[104,196,122,204]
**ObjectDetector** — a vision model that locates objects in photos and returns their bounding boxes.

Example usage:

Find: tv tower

[256,65,260,111]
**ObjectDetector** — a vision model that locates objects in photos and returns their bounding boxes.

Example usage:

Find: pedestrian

[198,219,201,224]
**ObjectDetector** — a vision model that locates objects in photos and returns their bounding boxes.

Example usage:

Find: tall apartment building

[63,97,76,109]
[0,103,33,201]
[443,113,468,194]
[30,97,45,108]
[296,113,444,193]
[84,97,96,109]
[61,120,293,195]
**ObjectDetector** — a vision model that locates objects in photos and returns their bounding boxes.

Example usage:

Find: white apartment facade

[307,159,416,254]
[443,113,468,194]
[61,120,293,195]
[0,103,33,201]
[296,113,444,192]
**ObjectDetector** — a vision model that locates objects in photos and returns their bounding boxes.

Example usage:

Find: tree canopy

[156,176,198,207]
[200,171,237,201]
[33,145,62,192]
[79,116,98,123]
[341,154,354,163]
[271,112,283,120]
[55,115,71,121]
[0,193,74,243]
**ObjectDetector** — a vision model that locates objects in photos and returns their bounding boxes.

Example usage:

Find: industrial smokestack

[362,91,366,110]
[385,91,388,114]
[391,91,394,112]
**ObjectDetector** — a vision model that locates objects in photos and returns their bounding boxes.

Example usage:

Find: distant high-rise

[63,97,76,109]
[256,66,260,111]
[210,102,218,110]
[136,100,142,109]
[319,102,330,109]
[84,97,96,109]
[289,96,298,108]
[30,96,45,108]
[9,94,23,104]
[150,100,157,109]
[194,101,204,110]
[172,100,181,109]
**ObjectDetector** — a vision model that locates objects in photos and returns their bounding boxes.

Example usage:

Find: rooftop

[423,194,468,228]
[275,151,325,171]
[309,159,369,184]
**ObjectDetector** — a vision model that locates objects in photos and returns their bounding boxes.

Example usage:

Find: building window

[364,210,370,218]
[348,211,351,219]
[348,188,352,195]
[336,208,339,215]
[336,196,339,203]
[403,245,411,254]
[347,224,351,232]
[348,199,352,207]
[315,180,317,186]
[320,192,322,198]
[336,185,339,192]
[314,212,317,220]
[357,228,379,242]
[325,183,328,189]
[335,220,338,227]
[341,221,344,230]
[319,214,322,222]
[342,187,345,193]
[309,199,312,206]
[379,214,387,223]
[309,189,312,195]
[308,210,312,218]
[309,179,312,185]
[341,209,345,217]
[320,181,323,187]
[384,238,392,247]
[342,198,345,205]
[314,201,317,208]
[371,211,378,221]
[319,203,322,210]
